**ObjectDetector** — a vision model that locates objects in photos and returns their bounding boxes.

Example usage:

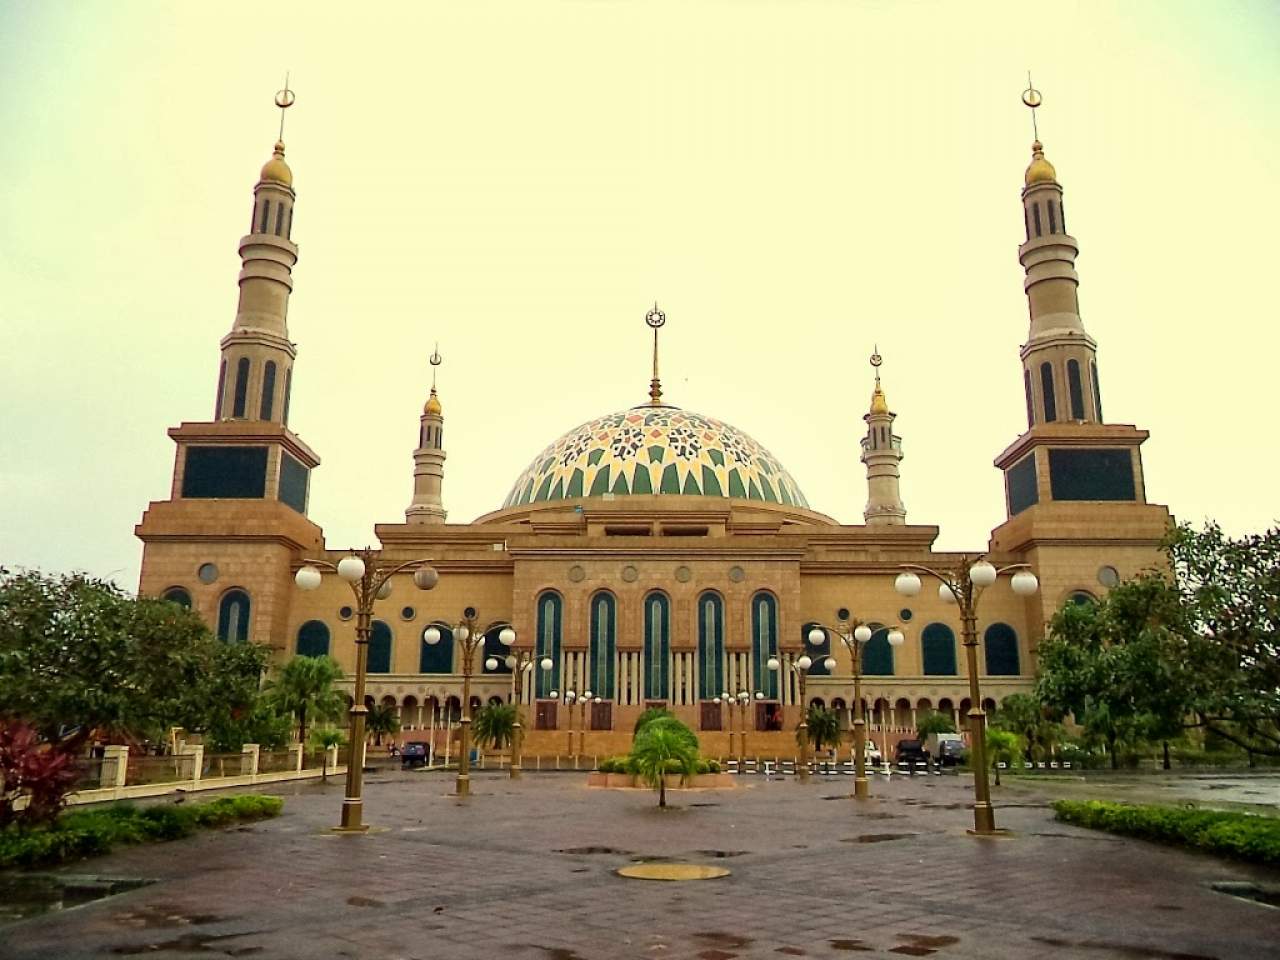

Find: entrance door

[535,700,558,730]
[590,701,613,731]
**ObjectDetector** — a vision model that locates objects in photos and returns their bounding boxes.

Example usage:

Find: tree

[985,729,1021,786]
[267,655,345,745]
[205,699,292,754]
[992,693,1064,763]
[365,704,400,746]
[0,569,269,749]
[631,721,700,808]
[309,727,346,782]
[633,707,675,737]
[798,705,841,754]
[916,711,957,739]
[472,703,517,751]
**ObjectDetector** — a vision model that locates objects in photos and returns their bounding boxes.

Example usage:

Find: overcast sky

[2,1,1277,591]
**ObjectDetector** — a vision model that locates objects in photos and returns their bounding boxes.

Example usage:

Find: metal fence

[127,755,196,786]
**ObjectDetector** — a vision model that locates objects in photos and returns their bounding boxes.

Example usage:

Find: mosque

[134,91,1170,758]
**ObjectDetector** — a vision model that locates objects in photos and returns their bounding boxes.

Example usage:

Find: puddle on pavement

[113,903,226,929]
[693,931,753,950]
[111,932,260,955]
[841,833,916,843]
[555,846,634,856]
[1210,881,1280,909]
[886,934,960,956]
[693,849,747,858]
[828,938,874,951]
[1030,935,1217,959]
[0,874,154,926]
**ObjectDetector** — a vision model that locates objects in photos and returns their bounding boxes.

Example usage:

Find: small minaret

[1017,80,1102,428]
[405,348,448,523]
[860,350,906,525]
[215,84,300,425]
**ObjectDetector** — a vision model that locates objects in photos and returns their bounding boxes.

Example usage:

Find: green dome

[503,404,808,509]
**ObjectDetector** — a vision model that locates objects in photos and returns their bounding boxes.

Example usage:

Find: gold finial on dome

[260,77,295,186]
[424,346,443,415]
[645,303,666,405]
[870,347,889,415]
[1021,74,1056,185]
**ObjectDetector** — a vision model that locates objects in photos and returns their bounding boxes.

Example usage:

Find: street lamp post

[424,607,512,798]
[719,692,735,763]
[807,616,905,800]
[894,557,1039,835]
[768,651,833,783]
[562,689,592,759]
[500,643,553,779]
[295,548,439,832]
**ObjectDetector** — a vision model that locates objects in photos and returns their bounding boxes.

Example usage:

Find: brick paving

[4,769,1279,959]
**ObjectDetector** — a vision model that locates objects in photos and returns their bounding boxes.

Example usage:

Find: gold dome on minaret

[260,140,293,186]
[424,387,442,416]
[870,384,889,415]
[1024,140,1056,185]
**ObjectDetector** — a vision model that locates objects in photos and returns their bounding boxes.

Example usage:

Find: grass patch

[0,794,283,869]
[1054,799,1280,865]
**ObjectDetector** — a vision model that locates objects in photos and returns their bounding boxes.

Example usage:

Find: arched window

[260,361,277,421]
[1091,361,1103,420]
[215,360,226,419]
[535,591,562,697]
[1032,203,1042,237]
[296,620,330,657]
[259,201,270,233]
[1023,369,1034,427]
[589,592,616,699]
[1067,359,1085,420]
[643,592,670,701]
[161,586,192,609]
[274,203,285,235]
[1070,591,1097,607]
[282,367,292,426]
[804,621,832,676]
[419,622,453,673]
[232,357,250,418]
[217,589,251,643]
[1040,362,1057,423]
[862,625,894,676]
[482,627,512,674]
[367,620,392,673]
[696,592,724,700]
[984,623,1019,676]
[921,623,957,675]
[751,592,779,699]
[1047,199,1058,233]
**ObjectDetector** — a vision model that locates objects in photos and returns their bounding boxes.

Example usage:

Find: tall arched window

[804,621,832,676]
[862,625,894,676]
[1067,359,1085,420]
[282,368,293,426]
[419,622,453,673]
[259,200,271,233]
[921,623,957,675]
[161,586,192,609]
[1091,361,1103,420]
[1023,369,1034,427]
[751,592,779,699]
[535,591,562,697]
[232,357,250,418]
[215,360,227,419]
[696,592,724,700]
[984,623,1020,676]
[217,589,251,643]
[589,592,616,699]
[643,592,670,701]
[482,627,512,674]
[260,361,277,421]
[367,620,392,673]
[296,620,330,657]
[1040,362,1057,423]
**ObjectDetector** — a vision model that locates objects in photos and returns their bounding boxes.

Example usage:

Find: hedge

[0,794,284,869]
[1054,799,1280,865]
[597,756,721,775]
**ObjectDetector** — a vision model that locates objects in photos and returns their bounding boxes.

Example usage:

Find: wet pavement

[2,769,1278,959]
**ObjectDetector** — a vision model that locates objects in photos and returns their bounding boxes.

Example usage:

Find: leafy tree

[634,714,698,752]
[916,711,957,739]
[205,699,292,754]
[633,707,675,737]
[631,721,700,808]
[986,728,1021,786]
[309,727,346,781]
[472,703,517,750]
[797,705,841,754]
[0,569,268,749]
[266,655,345,745]
[993,693,1065,763]
[365,704,400,746]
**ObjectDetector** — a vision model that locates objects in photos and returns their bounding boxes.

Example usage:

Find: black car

[400,741,432,768]
[894,738,928,766]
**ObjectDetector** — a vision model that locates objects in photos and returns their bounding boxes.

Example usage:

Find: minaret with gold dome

[405,349,448,523]
[860,350,906,525]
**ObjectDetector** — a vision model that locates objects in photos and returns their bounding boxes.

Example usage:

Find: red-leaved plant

[0,720,81,827]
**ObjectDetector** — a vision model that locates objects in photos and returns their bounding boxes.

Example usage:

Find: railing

[127,755,196,785]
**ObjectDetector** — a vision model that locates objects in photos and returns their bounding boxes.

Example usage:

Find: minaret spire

[646,303,665,405]
[406,347,448,524]
[1017,81,1103,427]
[861,348,906,525]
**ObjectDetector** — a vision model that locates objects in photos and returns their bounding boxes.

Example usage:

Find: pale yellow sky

[2,1,1278,589]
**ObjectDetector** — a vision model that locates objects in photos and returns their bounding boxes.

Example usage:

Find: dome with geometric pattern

[502,404,809,510]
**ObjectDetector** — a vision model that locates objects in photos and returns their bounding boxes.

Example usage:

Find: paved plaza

[5,769,1279,960]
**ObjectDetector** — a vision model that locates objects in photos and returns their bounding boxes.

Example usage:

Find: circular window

[1070,592,1096,607]
[621,565,639,583]
[197,563,219,585]
[728,566,746,583]
[1097,565,1120,588]
[567,565,586,583]
[899,608,913,622]
[162,587,192,609]
[401,606,416,621]
[338,606,354,621]
[836,607,851,622]
[674,566,692,583]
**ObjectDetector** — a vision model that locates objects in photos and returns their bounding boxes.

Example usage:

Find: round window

[836,607,851,622]
[401,606,416,621]
[1097,565,1120,588]
[899,608,914,622]
[197,563,219,584]
[338,606,354,621]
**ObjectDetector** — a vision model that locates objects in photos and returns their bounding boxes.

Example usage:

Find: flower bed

[1053,799,1280,865]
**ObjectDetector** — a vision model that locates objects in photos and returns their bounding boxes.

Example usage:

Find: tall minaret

[405,348,448,523]
[1017,81,1102,428]
[860,349,906,525]
[215,84,300,425]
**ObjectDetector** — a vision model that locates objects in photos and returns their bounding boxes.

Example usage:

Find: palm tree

[472,703,517,751]
[798,705,841,755]
[365,703,400,746]
[986,729,1021,786]
[310,727,346,781]
[631,721,700,808]
[267,655,345,745]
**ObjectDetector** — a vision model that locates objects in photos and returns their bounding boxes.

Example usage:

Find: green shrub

[1054,800,1280,865]
[597,756,630,774]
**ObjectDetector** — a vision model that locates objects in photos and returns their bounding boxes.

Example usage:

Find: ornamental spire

[645,303,666,405]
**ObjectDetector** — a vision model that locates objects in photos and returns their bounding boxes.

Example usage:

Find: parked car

[894,738,928,766]
[400,741,432,769]
[924,733,969,767]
